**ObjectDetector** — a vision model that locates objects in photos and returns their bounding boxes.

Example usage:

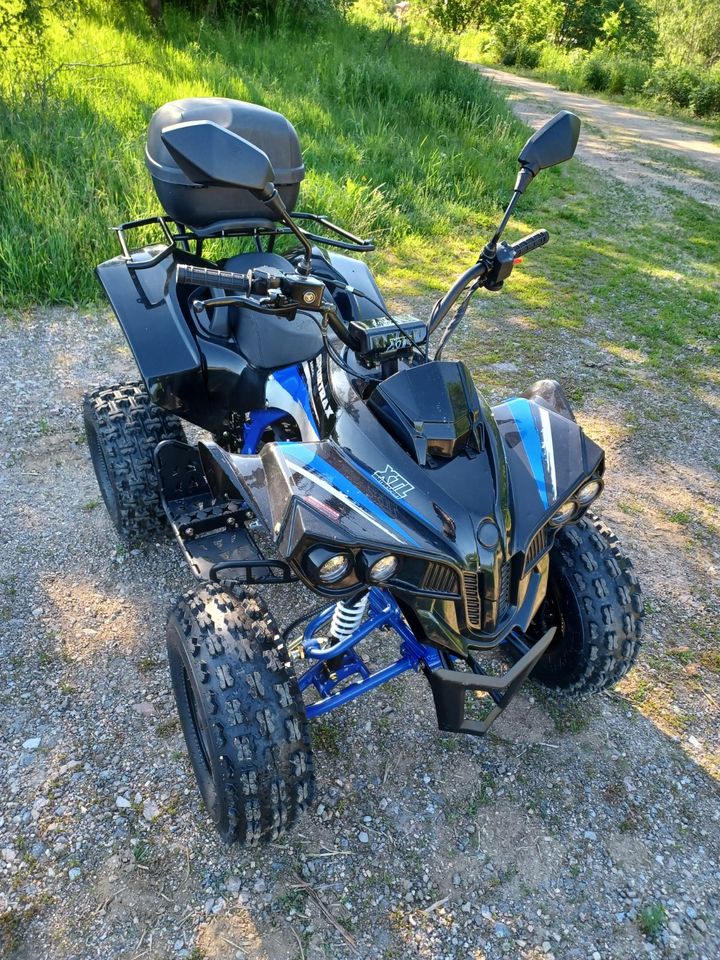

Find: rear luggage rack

[112,211,374,268]
[155,440,296,585]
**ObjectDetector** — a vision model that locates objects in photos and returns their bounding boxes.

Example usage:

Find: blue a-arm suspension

[297,588,442,720]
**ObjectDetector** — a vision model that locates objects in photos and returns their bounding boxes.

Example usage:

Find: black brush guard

[426,627,556,735]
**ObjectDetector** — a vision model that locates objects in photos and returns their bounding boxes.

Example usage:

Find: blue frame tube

[302,590,396,661]
[304,655,417,718]
[298,588,443,719]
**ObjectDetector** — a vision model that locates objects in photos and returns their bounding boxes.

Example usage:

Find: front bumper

[426,627,556,735]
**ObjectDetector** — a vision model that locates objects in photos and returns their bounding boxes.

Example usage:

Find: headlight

[369,555,398,582]
[576,479,602,506]
[318,553,351,583]
[549,500,576,526]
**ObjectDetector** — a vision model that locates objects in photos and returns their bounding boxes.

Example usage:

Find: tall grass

[0,3,540,306]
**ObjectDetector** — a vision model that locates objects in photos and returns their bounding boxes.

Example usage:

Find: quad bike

[83,98,643,845]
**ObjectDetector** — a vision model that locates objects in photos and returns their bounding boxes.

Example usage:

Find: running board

[154,440,295,584]
[426,627,556,735]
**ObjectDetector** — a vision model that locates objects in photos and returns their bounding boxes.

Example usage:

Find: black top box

[146,97,304,230]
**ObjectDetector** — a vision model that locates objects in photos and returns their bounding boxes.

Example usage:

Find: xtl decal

[373,465,415,499]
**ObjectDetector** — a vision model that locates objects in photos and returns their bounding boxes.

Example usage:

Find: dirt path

[474,65,720,206]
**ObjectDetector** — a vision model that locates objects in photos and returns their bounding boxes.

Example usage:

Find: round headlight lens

[549,500,577,526]
[369,555,398,582]
[576,479,602,506]
[318,553,351,583]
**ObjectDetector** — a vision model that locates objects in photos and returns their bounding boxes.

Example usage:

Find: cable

[434,278,482,360]
[281,602,330,643]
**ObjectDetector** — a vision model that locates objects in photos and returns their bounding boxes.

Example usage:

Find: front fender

[492,392,604,555]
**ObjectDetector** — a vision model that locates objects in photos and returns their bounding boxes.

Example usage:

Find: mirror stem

[263,188,313,275]
[483,166,535,257]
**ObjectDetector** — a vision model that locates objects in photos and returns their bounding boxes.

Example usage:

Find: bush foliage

[416,0,720,118]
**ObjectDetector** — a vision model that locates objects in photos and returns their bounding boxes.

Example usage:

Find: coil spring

[329,593,369,642]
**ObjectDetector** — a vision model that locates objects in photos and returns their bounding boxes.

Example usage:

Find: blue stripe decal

[282,443,419,546]
[506,398,549,508]
[347,455,434,531]
[270,364,319,437]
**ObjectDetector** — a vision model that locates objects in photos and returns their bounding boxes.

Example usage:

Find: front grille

[462,572,482,628]
[524,528,546,572]
[498,560,511,619]
[422,562,460,596]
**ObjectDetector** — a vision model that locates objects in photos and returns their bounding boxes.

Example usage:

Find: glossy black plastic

[518,110,581,175]
[146,98,304,228]
[367,361,483,466]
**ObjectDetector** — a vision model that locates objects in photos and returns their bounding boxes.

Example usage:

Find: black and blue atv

[83,98,643,845]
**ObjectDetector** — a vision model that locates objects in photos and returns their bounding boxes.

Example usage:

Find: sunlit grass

[0,2,540,305]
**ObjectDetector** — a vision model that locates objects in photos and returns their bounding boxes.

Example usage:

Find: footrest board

[155,440,295,584]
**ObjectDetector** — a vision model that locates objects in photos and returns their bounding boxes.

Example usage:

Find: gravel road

[473,66,720,207]
[1,80,719,960]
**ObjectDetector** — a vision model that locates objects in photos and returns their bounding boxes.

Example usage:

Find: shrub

[645,64,701,108]
[499,40,541,68]
[583,55,611,91]
[606,56,651,95]
[692,74,720,116]
[517,42,541,68]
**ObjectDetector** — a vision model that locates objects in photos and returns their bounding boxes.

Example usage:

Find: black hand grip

[511,229,549,258]
[176,263,250,293]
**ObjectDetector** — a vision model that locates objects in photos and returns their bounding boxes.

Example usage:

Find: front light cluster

[307,546,399,588]
[318,554,351,583]
[549,478,603,527]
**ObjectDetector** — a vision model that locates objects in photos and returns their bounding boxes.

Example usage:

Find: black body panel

[97,248,325,438]
[367,361,483,465]
[223,253,324,369]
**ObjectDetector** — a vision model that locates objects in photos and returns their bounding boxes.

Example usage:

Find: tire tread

[83,381,185,540]
[168,584,314,845]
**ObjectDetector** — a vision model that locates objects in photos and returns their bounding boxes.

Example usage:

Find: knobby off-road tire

[528,513,643,694]
[167,585,314,845]
[83,382,185,542]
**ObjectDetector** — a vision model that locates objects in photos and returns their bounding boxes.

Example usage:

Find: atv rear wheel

[83,382,185,542]
[527,514,643,694]
[167,585,314,845]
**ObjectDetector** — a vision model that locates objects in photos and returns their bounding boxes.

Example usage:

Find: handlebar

[176,263,326,312]
[510,229,549,258]
[176,263,251,293]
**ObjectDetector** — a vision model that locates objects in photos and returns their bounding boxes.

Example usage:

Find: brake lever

[192,295,297,318]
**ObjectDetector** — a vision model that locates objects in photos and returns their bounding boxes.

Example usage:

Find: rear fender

[96,251,202,407]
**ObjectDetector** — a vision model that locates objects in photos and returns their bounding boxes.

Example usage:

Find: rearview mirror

[161,120,275,195]
[518,110,580,176]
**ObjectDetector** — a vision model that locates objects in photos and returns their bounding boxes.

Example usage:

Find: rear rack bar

[112,211,375,266]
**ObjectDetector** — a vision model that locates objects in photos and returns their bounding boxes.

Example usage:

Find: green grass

[638,903,666,940]
[454,162,719,385]
[0,2,541,305]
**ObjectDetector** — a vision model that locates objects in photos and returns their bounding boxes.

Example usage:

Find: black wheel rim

[528,572,584,681]
[183,666,213,774]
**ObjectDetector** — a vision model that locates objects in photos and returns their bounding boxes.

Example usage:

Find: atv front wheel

[528,514,643,695]
[167,585,314,845]
[83,382,185,541]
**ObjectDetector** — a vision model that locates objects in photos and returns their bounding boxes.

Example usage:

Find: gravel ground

[2,92,720,960]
